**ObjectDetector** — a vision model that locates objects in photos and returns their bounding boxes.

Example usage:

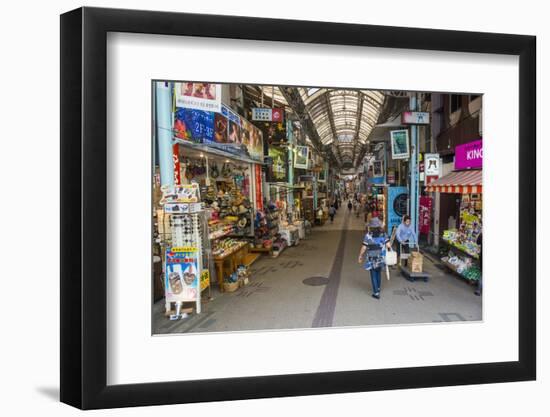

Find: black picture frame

[60,6,536,410]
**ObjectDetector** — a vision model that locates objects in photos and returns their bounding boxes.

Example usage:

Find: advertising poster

[222,104,242,144]
[175,82,222,112]
[240,118,264,162]
[214,113,228,143]
[387,186,409,235]
[266,146,288,182]
[390,130,410,160]
[173,108,214,143]
[419,196,433,235]
[294,145,309,169]
[165,247,199,302]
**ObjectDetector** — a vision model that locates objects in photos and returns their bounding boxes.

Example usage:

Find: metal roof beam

[279,86,340,167]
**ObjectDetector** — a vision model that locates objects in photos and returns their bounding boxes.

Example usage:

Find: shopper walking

[395,215,418,263]
[358,223,391,299]
[347,200,353,212]
[329,205,336,223]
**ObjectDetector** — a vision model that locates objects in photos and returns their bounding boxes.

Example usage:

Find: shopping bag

[385,248,397,266]
[385,265,391,281]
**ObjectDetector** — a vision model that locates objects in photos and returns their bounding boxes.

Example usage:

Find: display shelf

[441,258,479,285]
[442,238,480,260]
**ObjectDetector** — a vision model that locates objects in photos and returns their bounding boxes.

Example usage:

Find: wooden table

[213,243,249,292]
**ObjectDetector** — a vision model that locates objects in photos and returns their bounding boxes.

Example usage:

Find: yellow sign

[200,270,210,290]
[171,246,198,252]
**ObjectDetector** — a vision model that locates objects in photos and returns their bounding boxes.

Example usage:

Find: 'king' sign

[455,139,483,170]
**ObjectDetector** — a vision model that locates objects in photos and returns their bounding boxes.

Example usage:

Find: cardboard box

[410,251,424,273]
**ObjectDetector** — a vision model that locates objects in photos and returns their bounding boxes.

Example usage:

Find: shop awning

[425,170,482,194]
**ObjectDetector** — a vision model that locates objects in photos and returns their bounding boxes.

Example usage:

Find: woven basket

[223,281,239,292]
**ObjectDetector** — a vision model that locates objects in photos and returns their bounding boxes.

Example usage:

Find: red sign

[255,164,263,210]
[419,196,433,235]
[173,144,181,185]
[271,108,284,122]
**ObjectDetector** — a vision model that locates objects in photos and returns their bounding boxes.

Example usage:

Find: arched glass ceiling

[258,86,386,164]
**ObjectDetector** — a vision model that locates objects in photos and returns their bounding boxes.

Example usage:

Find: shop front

[426,147,482,284]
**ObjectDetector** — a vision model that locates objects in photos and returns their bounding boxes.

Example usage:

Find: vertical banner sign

[419,196,433,235]
[255,164,263,210]
[172,144,181,185]
[165,247,199,303]
[387,186,409,235]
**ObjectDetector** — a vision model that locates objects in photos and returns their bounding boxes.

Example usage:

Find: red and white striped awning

[425,170,482,194]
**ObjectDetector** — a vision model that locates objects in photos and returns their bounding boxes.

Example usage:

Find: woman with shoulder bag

[358,221,392,299]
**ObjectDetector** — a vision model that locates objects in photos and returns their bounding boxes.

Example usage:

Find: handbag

[385,248,397,266]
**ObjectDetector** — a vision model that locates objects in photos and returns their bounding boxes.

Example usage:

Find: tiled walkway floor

[153,208,482,334]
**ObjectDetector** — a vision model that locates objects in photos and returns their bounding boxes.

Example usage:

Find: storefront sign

[455,139,483,170]
[401,111,430,125]
[252,107,284,122]
[387,186,409,235]
[390,130,410,160]
[424,153,441,176]
[255,164,263,210]
[294,146,309,169]
[173,108,214,143]
[165,248,199,302]
[175,82,221,113]
[419,196,433,235]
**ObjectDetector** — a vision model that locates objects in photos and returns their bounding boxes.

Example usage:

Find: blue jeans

[370,267,382,294]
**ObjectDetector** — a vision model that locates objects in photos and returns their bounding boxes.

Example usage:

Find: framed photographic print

[294,145,310,169]
[390,129,410,160]
[61,6,536,410]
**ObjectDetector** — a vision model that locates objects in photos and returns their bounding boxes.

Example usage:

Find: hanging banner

[255,164,263,210]
[173,108,214,143]
[175,82,221,112]
[387,186,409,235]
[387,169,396,184]
[266,146,288,182]
[165,247,199,302]
[173,144,181,185]
[372,160,384,177]
[294,146,309,169]
[419,196,433,235]
[455,139,483,170]
[390,130,410,160]
[253,120,287,145]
